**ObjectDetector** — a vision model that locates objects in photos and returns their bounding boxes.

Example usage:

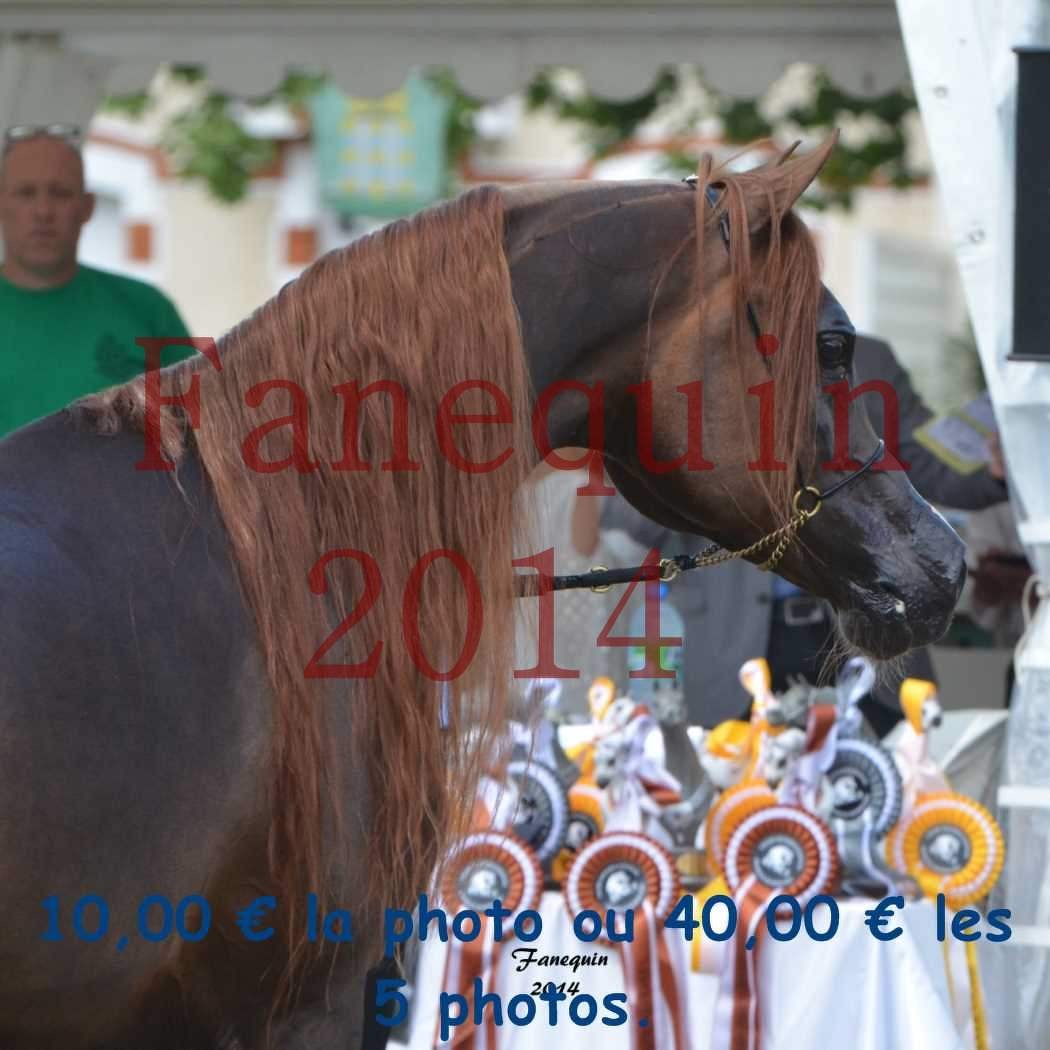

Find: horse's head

[506,136,965,661]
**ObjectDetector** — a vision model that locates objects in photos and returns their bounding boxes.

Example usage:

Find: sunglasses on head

[3,124,82,147]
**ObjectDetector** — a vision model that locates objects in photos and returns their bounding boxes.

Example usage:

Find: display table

[390,892,981,1050]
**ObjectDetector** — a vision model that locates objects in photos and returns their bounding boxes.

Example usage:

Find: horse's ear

[743,130,838,234]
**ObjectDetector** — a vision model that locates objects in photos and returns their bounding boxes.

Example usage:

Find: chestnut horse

[0,138,964,1048]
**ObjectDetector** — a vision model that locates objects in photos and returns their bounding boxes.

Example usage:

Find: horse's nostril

[874,578,908,617]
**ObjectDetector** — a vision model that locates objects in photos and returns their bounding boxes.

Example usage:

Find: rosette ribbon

[886,791,1005,909]
[471,774,520,833]
[713,805,838,1050]
[776,701,837,811]
[506,758,571,868]
[694,782,777,974]
[834,656,876,736]
[704,782,778,879]
[736,659,779,781]
[892,679,949,817]
[434,830,543,1050]
[601,715,683,844]
[551,779,607,883]
[564,831,689,1050]
[887,791,1006,1050]
[511,679,578,789]
[822,736,910,898]
[893,728,950,817]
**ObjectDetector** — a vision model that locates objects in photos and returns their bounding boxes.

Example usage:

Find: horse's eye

[818,331,854,372]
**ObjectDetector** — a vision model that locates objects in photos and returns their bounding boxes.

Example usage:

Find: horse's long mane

[78,186,533,1003]
[72,149,825,1016]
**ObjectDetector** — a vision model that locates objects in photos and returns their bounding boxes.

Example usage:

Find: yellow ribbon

[690,874,730,972]
[965,939,990,1050]
[938,905,991,1050]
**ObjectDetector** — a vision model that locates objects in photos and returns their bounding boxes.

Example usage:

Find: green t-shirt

[0,264,196,438]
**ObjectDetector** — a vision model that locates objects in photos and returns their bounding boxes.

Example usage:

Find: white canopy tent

[0,0,911,130]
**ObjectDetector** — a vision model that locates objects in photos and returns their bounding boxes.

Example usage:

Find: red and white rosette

[713,804,839,1050]
[563,831,689,1050]
[434,830,543,1050]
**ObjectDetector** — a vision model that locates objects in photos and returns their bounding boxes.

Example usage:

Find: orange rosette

[434,830,543,1050]
[886,791,1005,910]
[713,805,838,1050]
[886,791,1005,1050]
[563,832,688,1050]
[705,781,777,878]
[551,779,606,883]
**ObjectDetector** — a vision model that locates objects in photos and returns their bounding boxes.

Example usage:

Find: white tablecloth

[391,892,982,1050]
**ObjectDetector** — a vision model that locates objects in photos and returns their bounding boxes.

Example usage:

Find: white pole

[896,2,1050,1047]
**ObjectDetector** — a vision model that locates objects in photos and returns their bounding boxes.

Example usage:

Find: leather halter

[517,177,884,597]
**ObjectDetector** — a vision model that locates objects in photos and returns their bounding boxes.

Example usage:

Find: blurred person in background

[960,435,1035,707]
[601,332,1010,733]
[0,124,194,439]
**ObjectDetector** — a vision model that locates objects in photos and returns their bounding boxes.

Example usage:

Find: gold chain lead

[586,486,823,595]
[688,486,823,573]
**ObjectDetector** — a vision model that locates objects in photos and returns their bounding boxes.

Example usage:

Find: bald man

[0,125,193,438]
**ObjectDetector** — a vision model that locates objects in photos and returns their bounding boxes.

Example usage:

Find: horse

[0,135,965,1048]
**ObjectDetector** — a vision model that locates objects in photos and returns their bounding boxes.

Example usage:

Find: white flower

[636,67,715,142]
[549,68,587,103]
[834,110,895,150]
[758,63,819,123]
[474,96,524,141]
[698,114,724,139]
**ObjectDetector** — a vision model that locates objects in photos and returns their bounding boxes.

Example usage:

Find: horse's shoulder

[0,411,220,617]
[2,410,210,523]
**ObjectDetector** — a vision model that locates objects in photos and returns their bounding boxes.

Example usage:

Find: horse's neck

[506,187,690,420]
